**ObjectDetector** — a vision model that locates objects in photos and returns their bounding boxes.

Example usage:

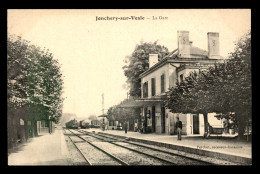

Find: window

[161,74,165,93]
[143,82,148,98]
[180,74,184,82]
[151,78,156,96]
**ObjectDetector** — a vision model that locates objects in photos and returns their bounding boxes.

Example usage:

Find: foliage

[123,41,169,97]
[7,35,29,109]
[106,101,140,123]
[7,34,64,123]
[165,31,251,138]
[88,115,98,121]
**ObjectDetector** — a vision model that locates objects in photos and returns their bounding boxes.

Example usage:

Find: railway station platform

[8,126,72,165]
[86,128,252,165]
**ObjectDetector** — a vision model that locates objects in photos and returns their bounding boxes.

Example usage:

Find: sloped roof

[163,46,208,59]
[190,46,208,57]
[117,96,168,108]
[140,45,223,78]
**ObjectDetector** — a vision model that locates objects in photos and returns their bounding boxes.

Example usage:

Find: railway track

[75,129,215,165]
[67,129,173,165]
[65,128,128,165]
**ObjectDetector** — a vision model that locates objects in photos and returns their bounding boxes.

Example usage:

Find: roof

[117,96,168,108]
[140,45,223,78]
[163,46,208,59]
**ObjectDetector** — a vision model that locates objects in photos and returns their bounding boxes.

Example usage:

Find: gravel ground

[69,135,85,142]
[75,142,121,165]
[92,141,170,165]
[97,133,240,165]
[63,133,89,165]
[79,135,103,142]
[129,141,240,165]
[65,129,117,165]
[115,142,206,165]
[68,129,239,166]
[69,129,84,135]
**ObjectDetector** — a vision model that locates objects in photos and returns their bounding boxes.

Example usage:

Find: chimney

[207,32,220,58]
[149,54,158,68]
[178,31,190,58]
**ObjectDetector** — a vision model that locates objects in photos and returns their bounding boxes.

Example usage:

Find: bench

[210,128,224,138]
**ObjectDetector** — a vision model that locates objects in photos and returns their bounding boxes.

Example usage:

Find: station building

[137,31,224,135]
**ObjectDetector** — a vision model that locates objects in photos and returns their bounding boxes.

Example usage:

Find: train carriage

[65,119,78,129]
[79,120,90,129]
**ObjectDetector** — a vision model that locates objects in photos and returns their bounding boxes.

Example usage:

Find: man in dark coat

[176,117,182,140]
[124,121,128,134]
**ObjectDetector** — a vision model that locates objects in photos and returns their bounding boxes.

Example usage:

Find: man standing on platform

[176,117,182,140]
[124,121,128,134]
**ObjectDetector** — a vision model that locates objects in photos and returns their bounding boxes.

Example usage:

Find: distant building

[137,31,224,135]
[91,120,100,127]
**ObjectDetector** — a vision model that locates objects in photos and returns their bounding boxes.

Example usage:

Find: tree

[166,31,251,139]
[7,34,64,144]
[24,39,64,136]
[7,35,28,108]
[88,115,98,121]
[8,35,30,147]
[106,99,141,126]
[224,31,251,139]
[123,41,169,97]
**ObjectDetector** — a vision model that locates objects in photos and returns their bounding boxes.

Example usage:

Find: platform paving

[8,126,72,166]
[87,128,252,165]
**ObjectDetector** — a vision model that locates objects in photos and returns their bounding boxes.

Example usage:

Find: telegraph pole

[102,93,104,115]
[101,93,105,130]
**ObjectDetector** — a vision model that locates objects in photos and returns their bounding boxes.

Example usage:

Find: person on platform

[124,121,128,134]
[223,119,229,134]
[176,117,182,140]
[205,122,211,139]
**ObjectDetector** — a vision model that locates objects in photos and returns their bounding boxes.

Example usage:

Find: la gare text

[96,16,168,21]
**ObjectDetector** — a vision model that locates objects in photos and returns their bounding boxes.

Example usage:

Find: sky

[7,9,251,119]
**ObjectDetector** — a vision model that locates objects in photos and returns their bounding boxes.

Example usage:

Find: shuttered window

[161,74,165,93]
[143,82,148,98]
[151,78,156,96]
[143,83,146,98]
[180,74,184,82]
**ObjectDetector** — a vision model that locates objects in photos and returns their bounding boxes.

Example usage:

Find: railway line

[65,129,128,165]
[79,129,243,165]
[65,128,224,165]
[76,129,215,165]
[66,128,176,165]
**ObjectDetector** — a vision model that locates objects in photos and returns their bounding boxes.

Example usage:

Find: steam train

[79,120,90,129]
[65,119,78,129]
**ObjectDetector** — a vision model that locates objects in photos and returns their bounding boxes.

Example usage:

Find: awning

[117,96,168,108]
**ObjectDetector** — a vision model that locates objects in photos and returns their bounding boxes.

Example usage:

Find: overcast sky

[7,9,251,119]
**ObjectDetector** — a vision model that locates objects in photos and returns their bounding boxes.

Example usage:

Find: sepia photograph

[7,9,251,166]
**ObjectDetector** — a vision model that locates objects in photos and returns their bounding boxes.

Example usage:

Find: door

[144,107,147,127]
[193,114,200,134]
[152,106,156,132]
[161,107,165,133]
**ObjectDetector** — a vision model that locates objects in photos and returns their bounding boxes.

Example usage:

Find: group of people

[104,117,232,141]
[121,118,183,141]
[123,117,183,141]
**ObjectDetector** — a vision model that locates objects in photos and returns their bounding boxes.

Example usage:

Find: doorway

[152,106,156,132]
[193,114,200,134]
[144,107,147,127]
[161,107,165,133]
